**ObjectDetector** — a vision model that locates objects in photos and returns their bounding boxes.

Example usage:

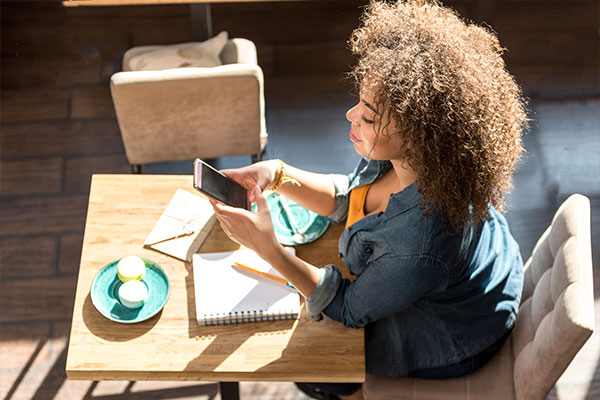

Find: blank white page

[192,248,300,324]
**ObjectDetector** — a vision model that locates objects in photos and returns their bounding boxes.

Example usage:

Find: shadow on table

[183,317,297,374]
[249,314,365,388]
[82,294,160,341]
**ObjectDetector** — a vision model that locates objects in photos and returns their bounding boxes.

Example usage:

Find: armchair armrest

[111,63,263,86]
[221,38,258,65]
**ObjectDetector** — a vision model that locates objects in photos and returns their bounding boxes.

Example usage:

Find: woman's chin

[353,144,372,159]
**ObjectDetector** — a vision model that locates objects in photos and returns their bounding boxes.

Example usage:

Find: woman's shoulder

[374,201,473,264]
[348,158,392,187]
[371,202,439,258]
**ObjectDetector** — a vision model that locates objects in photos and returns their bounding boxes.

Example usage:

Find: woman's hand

[220,160,280,192]
[210,186,280,257]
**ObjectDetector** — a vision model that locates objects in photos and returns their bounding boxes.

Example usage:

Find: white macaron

[118,280,148,308]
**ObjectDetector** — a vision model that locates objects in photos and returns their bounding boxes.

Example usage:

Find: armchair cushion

[127,31,229,71]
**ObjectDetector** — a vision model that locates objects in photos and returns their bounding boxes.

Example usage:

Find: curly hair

[350,0,528,228]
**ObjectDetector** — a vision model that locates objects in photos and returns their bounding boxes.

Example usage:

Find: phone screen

[193,159,248,209]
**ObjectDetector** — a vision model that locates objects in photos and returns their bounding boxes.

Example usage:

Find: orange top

[345,183,373,229]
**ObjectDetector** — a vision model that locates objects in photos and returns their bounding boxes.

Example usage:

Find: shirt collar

[373,160,422,214]
[355,158,423,215]
[385,181,422,216]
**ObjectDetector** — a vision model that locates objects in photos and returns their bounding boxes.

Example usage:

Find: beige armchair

[110,38,267,172]
[363,194,595,400]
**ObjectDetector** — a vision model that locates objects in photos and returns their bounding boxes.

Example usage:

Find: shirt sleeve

[325,174,351,224]
[307,255,450,328]
[325,158,370,223]
[305,265,342,320]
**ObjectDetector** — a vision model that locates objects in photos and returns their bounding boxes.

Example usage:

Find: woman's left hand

[209,186,280,257]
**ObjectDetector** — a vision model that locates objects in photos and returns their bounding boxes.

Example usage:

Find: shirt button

[338,252,343,258]
[378,211,384,217]
[365,248,373,255]
[347,226,353,232]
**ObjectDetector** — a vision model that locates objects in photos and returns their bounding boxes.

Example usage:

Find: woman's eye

[362,116,374,124]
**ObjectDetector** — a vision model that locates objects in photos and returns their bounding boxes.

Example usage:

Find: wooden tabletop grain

[65,174,365,382]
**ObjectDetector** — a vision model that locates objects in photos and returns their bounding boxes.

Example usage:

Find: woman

[209,0,528,398]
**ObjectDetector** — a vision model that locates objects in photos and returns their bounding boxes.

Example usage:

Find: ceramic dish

[259,193,330,245]
[90,258,170,323]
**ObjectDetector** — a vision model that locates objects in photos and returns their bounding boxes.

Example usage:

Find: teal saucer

[258,193,330,246]
[90,258,170,323]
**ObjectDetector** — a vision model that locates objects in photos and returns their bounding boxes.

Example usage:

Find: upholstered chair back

[111,38,267,168]
[511,193,594,399]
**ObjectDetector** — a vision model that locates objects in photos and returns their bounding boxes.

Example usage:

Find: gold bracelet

[272,159,300,192]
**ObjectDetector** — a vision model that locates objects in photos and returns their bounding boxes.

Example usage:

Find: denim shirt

[306,158,523,377]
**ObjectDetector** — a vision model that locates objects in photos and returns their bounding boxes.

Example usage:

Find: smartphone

[193,158,249,210]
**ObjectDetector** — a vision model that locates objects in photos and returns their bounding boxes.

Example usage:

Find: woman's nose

[346,103,360,124]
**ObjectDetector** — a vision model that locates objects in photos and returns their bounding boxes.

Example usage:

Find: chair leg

[190,3,212,41]
[252,149,265,163]
[131,164,142,174]
[218,382,240,400]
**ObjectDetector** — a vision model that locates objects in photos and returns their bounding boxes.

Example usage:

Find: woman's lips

[350,130,362,142]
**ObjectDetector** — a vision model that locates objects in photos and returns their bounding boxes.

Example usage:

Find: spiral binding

[197,308,299,326]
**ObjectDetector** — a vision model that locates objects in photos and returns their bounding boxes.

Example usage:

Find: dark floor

[1,1,599,399]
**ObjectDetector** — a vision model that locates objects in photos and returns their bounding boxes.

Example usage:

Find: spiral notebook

[192,248,301,325]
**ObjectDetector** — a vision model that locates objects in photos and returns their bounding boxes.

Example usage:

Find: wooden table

[63,0,303,5]
[66,174,365,399]
[62,0,307,40]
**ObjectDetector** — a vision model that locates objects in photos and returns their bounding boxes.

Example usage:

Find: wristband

[272,159,301,192]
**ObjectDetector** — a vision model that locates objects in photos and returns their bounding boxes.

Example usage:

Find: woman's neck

[389,159,418,192]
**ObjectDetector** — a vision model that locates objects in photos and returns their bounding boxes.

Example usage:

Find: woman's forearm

[262,242,321,299]
[272,162,338,217]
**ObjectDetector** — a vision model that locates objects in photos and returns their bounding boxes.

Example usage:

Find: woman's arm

[221,160,339,217]
[260,239,322,299]
[212,159,354,297]
[272,162,338,217]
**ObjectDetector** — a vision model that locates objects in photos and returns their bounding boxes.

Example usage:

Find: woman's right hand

[220,160,280,192]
